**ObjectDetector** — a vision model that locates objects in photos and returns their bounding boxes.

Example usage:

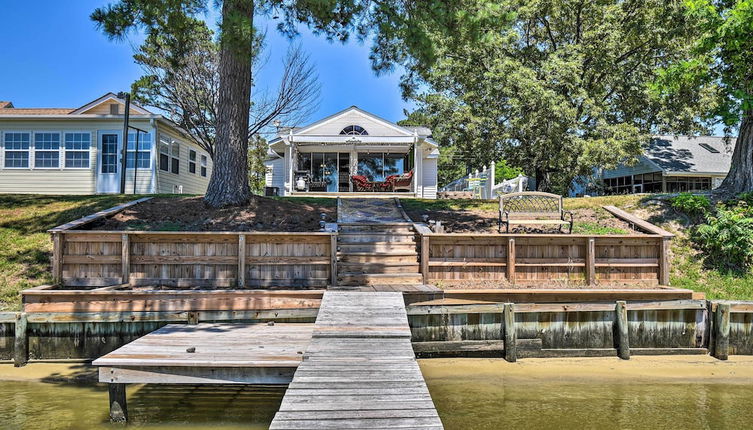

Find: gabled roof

[646,135,736,175]
[0,92,152,117]
[290,106,418,137]
[70,92,151,115]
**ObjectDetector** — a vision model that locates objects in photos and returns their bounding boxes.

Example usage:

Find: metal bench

[498,191,573,233]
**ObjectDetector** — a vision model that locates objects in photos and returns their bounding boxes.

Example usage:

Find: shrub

[671,193,711,217]
[693,204,753,271]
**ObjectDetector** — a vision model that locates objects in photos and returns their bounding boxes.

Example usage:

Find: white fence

[440,162,528,199]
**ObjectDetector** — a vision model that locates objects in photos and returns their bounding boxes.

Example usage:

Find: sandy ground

[3,356,753,384]
[419,355,753,384]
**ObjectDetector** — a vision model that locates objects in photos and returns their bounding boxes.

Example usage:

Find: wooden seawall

[270,291,443,429]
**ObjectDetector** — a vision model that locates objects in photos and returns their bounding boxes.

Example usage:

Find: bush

[671,193,711,217]
[693,204,753,271]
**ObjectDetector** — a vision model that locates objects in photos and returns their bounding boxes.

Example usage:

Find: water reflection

[421,360,753,430]
[0,381,284,430]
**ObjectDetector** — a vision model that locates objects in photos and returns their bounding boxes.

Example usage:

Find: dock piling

[108,383,128,423]
[13,312,28,367]
[712,302,730,360]
[503,303,517,362]
[615,301,630,360]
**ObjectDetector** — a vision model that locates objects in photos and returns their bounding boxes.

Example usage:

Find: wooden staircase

[336,222,423,286]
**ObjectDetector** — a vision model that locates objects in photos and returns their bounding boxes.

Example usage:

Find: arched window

[340,125,368,136]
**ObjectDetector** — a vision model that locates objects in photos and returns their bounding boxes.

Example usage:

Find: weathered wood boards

[270,291,443,430]
[55,231,337,288]
[93,322,314,422]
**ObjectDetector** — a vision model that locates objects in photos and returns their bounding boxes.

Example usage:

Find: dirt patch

[90,196,335,232]
[404,205,642,235]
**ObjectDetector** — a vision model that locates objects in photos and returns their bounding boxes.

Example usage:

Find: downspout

[151,119,158,194]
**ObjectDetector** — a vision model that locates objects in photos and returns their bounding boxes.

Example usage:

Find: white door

[96,131,121,193]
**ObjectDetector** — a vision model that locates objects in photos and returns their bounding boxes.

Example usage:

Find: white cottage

[265,106,439,198]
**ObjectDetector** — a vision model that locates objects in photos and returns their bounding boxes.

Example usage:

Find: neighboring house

[596,135,736,195]
[265,106,439,198]
[0,93,212,195]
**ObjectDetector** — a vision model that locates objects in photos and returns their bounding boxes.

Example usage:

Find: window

[101,134,118,173]
[126,132,152,169]
[171,142,180,174]
[699,143,720,154]
[33,132,60,168]
[159,137,170,171]
[189,149,197,174]
[200,154,208,177]
[340,125,368,136]
[357,152,408,181]
[64,133,90,168]
[4,132,30,168]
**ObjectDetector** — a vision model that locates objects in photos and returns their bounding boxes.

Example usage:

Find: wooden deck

[93,323,314,421]
[270,291,443,429]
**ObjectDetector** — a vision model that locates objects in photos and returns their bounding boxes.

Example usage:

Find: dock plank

[270,291,443,430]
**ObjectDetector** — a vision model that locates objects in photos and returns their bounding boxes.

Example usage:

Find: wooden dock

[270,291,443,429]
[93,322,314,422]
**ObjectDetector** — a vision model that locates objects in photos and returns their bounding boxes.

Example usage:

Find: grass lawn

[0,194,149,311]
[1,193,751,310]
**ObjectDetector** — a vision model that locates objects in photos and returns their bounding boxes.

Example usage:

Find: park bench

[498,191,573,233]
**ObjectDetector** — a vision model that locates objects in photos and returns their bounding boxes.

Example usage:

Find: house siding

[420,156,438,199]
[264,157,285,193]
[154,125,212,195]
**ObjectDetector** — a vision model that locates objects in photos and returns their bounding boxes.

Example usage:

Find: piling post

[506,238,516,284]
[614,301,630,360]
[108,383,128,423]
[502,303,517,362]
[712,302,730,360]
[237,234,246,288]
[14,312,28,367]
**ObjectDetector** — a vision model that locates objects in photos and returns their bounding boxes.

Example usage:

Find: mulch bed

[90,196,335,232]
[404,206,641,234]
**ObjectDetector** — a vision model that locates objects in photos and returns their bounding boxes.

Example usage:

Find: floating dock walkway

[270,291,443,429]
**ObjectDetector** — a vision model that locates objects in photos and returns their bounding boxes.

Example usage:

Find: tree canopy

[371,0,703,193]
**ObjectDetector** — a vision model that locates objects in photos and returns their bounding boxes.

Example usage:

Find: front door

[96,132,121,193]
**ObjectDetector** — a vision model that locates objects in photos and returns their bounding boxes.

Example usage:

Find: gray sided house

[264,106,439,198]
[0,93,212,195]
[599,135,736,194]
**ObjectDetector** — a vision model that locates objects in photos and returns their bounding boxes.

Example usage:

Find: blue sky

[0,1,412,126]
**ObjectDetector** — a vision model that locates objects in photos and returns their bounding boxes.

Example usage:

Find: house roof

[0,92,151,117]
[645,135,736,175]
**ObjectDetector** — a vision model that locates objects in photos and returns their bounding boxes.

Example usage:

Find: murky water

[0,381,284,430]
[2,359,753,429]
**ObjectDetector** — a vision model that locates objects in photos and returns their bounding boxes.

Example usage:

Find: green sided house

[0,93,212,195]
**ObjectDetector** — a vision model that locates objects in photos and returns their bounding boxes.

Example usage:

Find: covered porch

[265,106,439,199]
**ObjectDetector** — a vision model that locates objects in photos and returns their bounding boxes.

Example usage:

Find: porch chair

[351,175,374,192]
[387,170,414,192]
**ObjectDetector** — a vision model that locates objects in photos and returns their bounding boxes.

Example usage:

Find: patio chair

[351,175,374,192]
[387,170,414,192]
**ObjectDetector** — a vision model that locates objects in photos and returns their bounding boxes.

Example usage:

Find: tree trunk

[718,112,753,195]
[204,0,254,207]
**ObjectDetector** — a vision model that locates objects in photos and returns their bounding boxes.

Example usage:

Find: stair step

[338,262,420,274]
[339,253,419,263]
[338,232,416,243]
[337,272,424,286]
[339,224,415,234]
[338,243,417,253]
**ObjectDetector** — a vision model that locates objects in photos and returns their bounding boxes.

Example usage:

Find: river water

[2,358,753,429]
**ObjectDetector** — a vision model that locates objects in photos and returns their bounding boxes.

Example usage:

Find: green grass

[0,194,150,311]
[571,222,628,235]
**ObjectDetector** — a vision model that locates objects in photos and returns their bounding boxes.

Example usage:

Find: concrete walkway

[338,198,411,224]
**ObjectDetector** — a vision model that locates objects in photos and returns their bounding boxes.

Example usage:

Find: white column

[488,161,495,198]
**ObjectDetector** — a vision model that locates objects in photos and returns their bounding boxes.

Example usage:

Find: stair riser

[337,276,423,286]
[338,234,416,243]
[339,244,417,253]
[338,226,415,234]
[337,264,420,274]
[338,255,418,264]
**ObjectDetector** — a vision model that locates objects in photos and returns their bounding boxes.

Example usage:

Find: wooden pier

[270,291,443,429]
[93,322,314,422]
